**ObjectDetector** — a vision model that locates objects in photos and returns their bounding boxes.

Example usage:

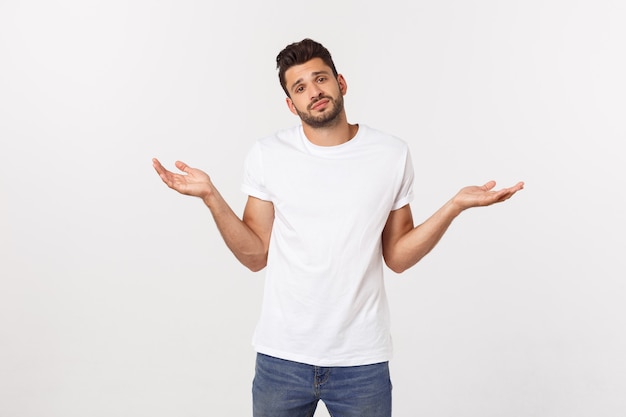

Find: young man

[152,38,524,417]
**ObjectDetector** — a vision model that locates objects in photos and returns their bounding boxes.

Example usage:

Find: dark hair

[276,38,338,97]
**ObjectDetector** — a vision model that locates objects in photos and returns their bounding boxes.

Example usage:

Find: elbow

[242,253,268,272]
[383,255,409,274]
[384,249,427,274]
[386,262,408,274]
[247,261,266,272]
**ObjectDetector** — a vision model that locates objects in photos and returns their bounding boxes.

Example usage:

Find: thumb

[175,160,190,173]
[482,180,496,191]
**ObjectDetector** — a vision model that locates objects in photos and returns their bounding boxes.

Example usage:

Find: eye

[295,85,304,93]
[317,76,326,83]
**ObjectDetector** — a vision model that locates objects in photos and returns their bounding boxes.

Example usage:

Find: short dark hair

[276,38,338,97]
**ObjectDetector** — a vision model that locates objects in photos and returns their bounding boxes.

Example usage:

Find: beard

[294,94,344,129]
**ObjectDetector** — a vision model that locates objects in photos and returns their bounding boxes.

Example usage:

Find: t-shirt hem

[241,184,272,202]
[253,344,393,367]
[391,192,414,211]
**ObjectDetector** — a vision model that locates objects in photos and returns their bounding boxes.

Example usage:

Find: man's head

[276,38,338,98]
[277,39,347,129]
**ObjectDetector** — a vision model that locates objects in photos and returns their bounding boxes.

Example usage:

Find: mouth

[310,98,330,111]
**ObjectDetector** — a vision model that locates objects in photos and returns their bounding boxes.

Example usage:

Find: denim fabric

[252,353,392,417]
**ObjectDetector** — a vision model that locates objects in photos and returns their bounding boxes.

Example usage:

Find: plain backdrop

[1,0,625,416]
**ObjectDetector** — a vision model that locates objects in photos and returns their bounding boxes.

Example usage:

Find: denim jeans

[252,353,392,417]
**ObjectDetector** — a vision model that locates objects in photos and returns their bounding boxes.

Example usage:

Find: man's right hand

[152,158,214,200]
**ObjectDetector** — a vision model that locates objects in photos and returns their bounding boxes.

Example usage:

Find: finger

[152,159,180,188]
[152,158,168,176]
[496,191,514,202]
[175,160,190,173]
[482,180,496,191]
[498,187,521,202]
[500,182,524,195]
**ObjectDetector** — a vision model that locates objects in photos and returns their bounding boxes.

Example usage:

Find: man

[152,38,523,417]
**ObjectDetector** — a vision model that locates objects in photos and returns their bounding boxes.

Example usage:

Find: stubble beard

[295,94,344,129]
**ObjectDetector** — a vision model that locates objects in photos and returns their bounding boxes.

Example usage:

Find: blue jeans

[252,353,392,417]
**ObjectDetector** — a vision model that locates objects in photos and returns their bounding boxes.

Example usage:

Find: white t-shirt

[241,124,414,366]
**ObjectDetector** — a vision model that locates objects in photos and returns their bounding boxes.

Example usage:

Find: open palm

[453,180,525,210]
[152,158,213,199]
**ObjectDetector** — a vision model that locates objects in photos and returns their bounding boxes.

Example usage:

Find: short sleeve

[391,147,414,211]
[241,142,273,202]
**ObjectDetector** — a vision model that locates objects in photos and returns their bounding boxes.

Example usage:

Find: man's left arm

[382,180,524,273]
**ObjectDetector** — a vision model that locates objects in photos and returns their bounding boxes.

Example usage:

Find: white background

[1,0,625,416]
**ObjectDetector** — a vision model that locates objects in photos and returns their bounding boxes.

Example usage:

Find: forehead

[284,57,333,85]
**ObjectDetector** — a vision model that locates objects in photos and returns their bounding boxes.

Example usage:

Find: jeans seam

[314,366,331,396]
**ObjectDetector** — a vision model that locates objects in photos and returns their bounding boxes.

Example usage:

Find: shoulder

[255,125,302,149]
[245,125,303,168]
[358,124,410,153]
[244,125,301,161]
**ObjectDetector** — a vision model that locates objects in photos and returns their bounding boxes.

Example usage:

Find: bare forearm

[385,200,462,273]
[203,191,268,271]
[153,158,271,270]
[383,180,524,273]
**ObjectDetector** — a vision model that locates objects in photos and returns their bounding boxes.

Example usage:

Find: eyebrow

[290,70,332,93]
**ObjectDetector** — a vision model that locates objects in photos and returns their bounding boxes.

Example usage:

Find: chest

[264,150,401,219]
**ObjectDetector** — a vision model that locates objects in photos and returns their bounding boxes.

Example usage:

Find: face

[284,58,347,128]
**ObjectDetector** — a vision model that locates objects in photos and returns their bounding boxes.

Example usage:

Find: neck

[302,114,358,147]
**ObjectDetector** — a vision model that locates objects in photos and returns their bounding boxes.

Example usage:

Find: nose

[310,85,323,101]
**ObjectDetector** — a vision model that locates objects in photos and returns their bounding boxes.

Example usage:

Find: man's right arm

[152,158,274,272]
[209,194,274,271]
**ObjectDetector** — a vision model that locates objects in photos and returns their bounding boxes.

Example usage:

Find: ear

[337,74,348,96]
[286,97,298,116]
